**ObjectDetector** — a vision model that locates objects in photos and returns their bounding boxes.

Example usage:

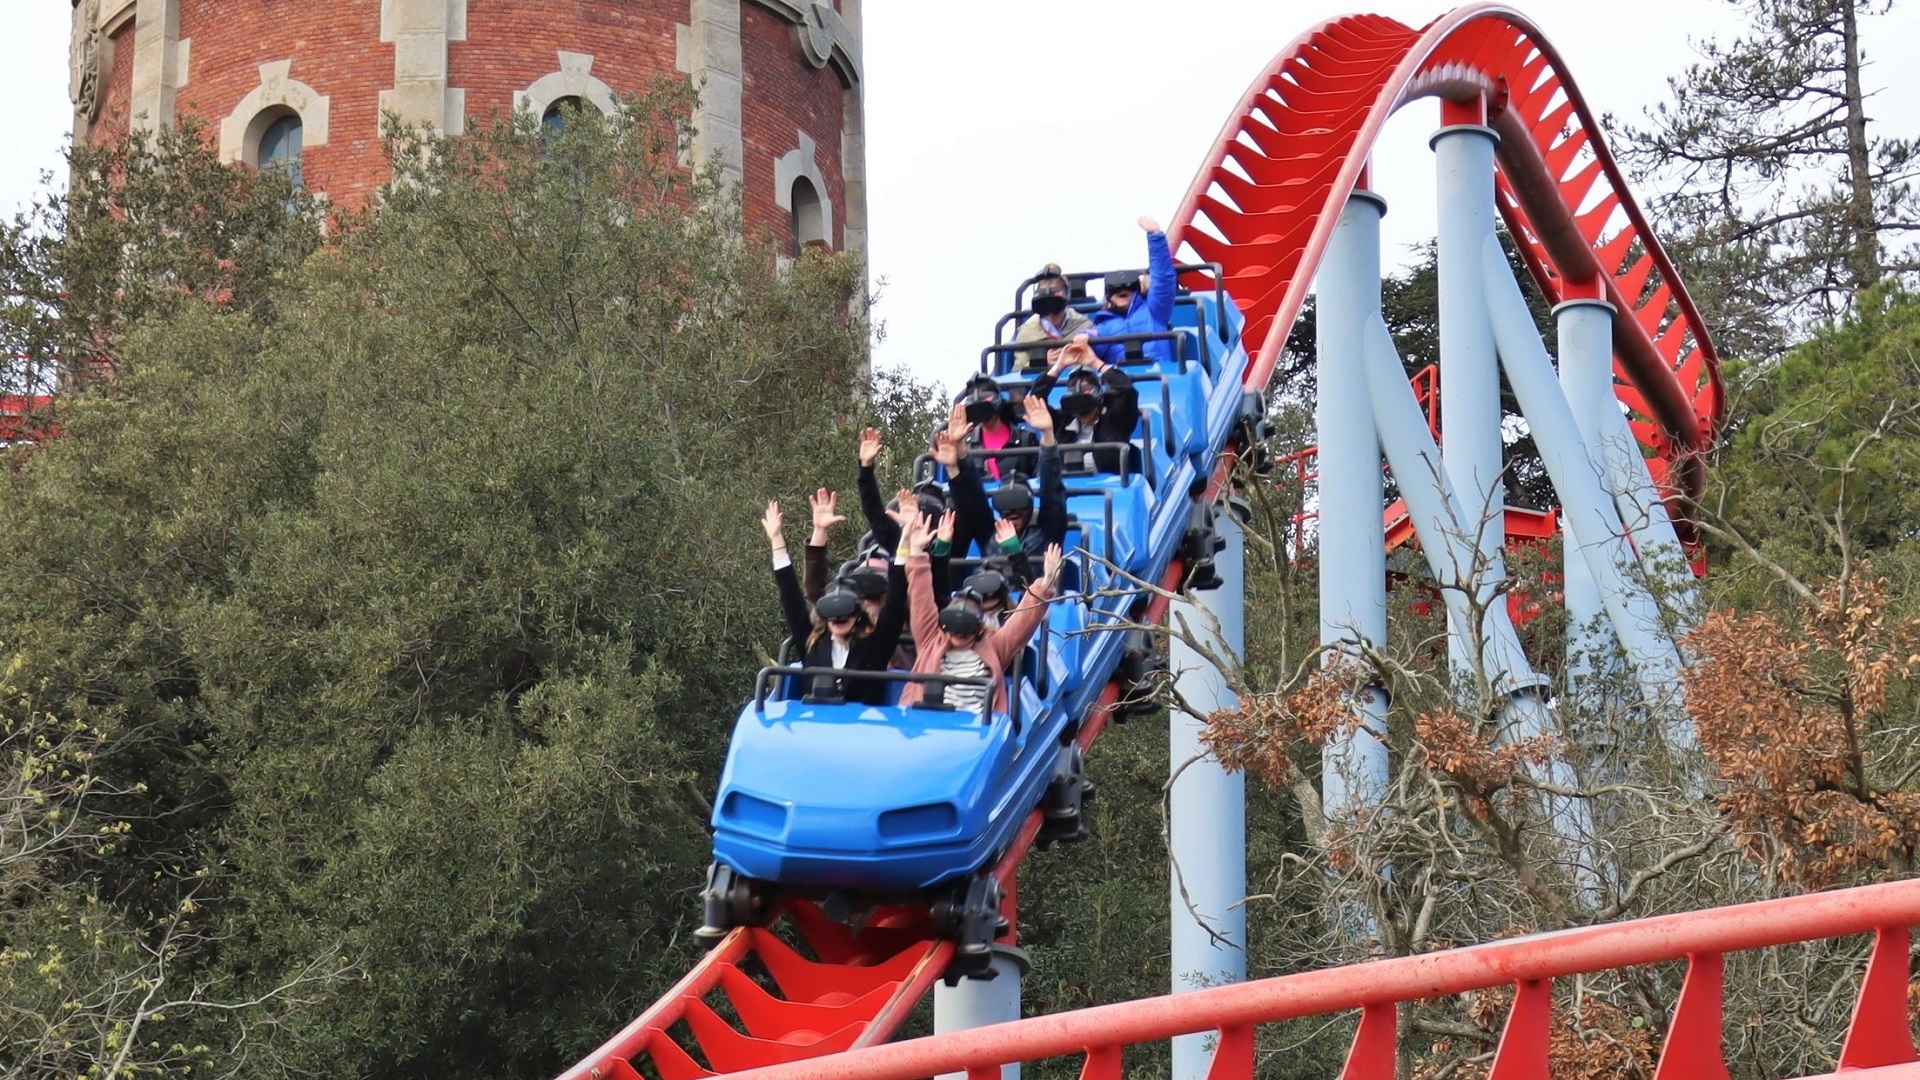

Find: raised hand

[808,487,845,544]
[857,427,883,468]
[1043,542,1065,586]
[884,488,919,530]
[1020,393,1055,445]
[994,517,1019,546]
[1046,345,1068,374]
[1138,214,1162,234]
[946,403,973,442]
[932,430,962,468]
[905,511,935,556]
[762,500,785,546]
[1062,334,1100,370]
[937,509,958,545]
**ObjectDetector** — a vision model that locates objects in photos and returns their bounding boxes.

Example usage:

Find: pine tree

[1615,0,1920,358]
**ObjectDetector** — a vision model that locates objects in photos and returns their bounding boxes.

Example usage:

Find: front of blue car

[711,696,1020,893]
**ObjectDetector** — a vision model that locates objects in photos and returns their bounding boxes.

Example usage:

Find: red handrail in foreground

[719,879,1920,1080]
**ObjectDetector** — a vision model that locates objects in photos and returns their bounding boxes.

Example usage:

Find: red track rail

[718,879,1920,1080]
[560,8,1730,1077]
[1167,4,1723,517]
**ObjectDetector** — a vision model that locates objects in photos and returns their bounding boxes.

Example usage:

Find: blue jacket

[1089,229,1178,365]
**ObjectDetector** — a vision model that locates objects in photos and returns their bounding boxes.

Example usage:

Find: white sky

[6,2,1920,396]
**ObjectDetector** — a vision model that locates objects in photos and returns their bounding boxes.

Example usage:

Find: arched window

[542,96,586,137]
[790,176,826,255]
[259,112,303,188]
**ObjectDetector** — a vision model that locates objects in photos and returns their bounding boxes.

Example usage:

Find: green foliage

[1615,0,1919,356]
[0,84,889,1077]
[1711,287,1920,595]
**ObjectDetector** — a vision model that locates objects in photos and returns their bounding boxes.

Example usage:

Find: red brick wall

[451,0,688,130]
[739,3,847,250]
[165,0,387,202]
[90,20,137,145]
[85,1,854,235]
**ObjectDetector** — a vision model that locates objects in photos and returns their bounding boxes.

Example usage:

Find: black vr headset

[991,480,1034,518]
[938,587,988,638]
[1062,370,1105,417]
[1032,274,1071,317]
[838,567,887,599]
[963,568,1010,608]
[961,375,1005,424]
[814,588,862,622]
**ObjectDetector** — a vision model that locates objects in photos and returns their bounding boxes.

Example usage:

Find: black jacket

[950,443,1066,585]
[774,558,909,705]
[1030,366,1141,475]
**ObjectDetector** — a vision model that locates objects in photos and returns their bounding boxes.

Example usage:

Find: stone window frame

[218,60,330,170]
[774,133,833,251]
[514,52,617,121]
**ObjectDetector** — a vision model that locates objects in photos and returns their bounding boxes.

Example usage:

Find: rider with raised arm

[1089,216,1179,366]
[763,500,908,704]
[1029,334,1141,475]
[899,509,1063,715]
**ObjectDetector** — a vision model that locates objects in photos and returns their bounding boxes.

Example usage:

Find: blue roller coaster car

[698,278,1256,973]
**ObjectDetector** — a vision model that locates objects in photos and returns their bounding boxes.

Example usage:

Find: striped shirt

[941,648,991,712]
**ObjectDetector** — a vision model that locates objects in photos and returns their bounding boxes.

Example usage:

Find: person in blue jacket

[1088,215,1178,366]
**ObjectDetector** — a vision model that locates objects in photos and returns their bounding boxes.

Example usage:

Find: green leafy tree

[1615,0,1920,357]
[0,80,918,1078]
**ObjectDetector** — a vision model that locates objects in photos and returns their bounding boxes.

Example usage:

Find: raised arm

[855,427,899,551]
[1141,216,1177,328]
[900,514,942,647]
[991,543,1063,664]
[939,430,995,559]
[803,487,844,603]
[764,501,814,645]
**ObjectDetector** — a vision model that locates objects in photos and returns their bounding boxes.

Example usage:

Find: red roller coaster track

[557,7,1730,1078]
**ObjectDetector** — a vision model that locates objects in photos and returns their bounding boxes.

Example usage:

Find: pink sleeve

[990,578,1054,666]
[906,553,941,647]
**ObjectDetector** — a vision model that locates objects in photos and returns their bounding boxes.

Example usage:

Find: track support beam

[1168,505,1249,1080]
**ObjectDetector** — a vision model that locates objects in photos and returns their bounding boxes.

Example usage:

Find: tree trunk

[1841,0,1883,290]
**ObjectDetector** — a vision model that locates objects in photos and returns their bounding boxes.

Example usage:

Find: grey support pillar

[932,946,1027,1080]
[1432,100,1507,677]
[1314,189,1392,816]
[1168,507,1248,1080]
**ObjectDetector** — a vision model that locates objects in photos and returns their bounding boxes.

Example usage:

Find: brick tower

[66,0,867,259]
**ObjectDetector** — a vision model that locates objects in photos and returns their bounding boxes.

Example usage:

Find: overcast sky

[7,2,1920,395]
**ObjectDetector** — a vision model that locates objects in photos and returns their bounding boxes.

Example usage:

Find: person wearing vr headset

[854,427,950,553]
[897,505,1065,716]
[938,394,1069,586]
[1013,263,1094,361]
[763,500,909,706]
[956,377,1037,481]
[1088,215,1179,367]
[1030,334,1141,475]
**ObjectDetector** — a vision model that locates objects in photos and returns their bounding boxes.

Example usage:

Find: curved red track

[1168,4,1722,505]
[556,8,1725,1078]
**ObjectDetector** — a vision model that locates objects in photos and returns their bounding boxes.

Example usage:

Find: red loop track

[557,8,1727,1078]
[1167,4,1723,506]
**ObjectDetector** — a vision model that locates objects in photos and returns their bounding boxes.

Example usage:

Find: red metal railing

[718,879,1920,1080]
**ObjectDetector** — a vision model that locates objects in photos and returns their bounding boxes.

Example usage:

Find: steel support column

[1481,238,1690,732]
[1169,506,1248,1080]
[1314,189,1392,816]
[933,946,1029,1080]
[1433,105,1506,677]
[1559,297,1699,633]
[1554,295,1615,698]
